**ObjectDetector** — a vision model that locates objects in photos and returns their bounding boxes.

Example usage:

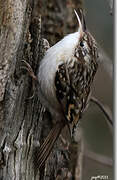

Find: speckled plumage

[38,31,98,128]
[54,31,98,131]
[37,11,99,169]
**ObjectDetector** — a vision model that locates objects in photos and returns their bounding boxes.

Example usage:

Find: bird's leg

[59,134,69,150]
[21,60,38,99]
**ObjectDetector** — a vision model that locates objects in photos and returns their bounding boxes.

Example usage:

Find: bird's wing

[55,59,91,127]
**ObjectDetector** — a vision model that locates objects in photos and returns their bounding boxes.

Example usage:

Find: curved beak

[74,9,84,39]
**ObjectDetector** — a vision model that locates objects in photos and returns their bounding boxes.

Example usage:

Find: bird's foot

[59,135,69,150]
[21,60,38,99]
[21,60,38,81]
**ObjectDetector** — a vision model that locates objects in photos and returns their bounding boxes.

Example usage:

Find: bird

[23,10,99,170]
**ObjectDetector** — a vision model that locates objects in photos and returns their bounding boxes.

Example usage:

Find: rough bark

[0,0,84,179]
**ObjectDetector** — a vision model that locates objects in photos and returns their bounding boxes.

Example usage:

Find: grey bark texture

[0,0,83,179]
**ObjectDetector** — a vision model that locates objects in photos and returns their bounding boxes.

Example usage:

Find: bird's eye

[80,41,84,47]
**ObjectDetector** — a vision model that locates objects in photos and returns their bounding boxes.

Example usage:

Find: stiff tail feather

[34,121,65,171]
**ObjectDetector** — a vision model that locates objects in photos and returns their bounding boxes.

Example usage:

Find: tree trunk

[0,0,83,179]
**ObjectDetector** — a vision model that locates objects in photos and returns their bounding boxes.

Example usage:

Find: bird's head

[74,9,98,65]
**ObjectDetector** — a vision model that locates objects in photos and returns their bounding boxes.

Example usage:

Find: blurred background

[82,0,113,179]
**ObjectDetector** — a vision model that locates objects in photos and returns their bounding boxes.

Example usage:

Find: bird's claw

[21,60,38,81]
[21,60,38,99]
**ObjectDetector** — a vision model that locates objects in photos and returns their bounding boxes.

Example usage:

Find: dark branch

[90,96,113,127]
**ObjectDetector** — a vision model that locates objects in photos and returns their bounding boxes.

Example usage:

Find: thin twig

[84,149,113,166]
[90,96,113,127]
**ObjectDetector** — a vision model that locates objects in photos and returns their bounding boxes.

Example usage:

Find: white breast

[37,32,80,113]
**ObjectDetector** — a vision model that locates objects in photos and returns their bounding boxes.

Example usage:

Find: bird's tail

[34,121,65,171]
